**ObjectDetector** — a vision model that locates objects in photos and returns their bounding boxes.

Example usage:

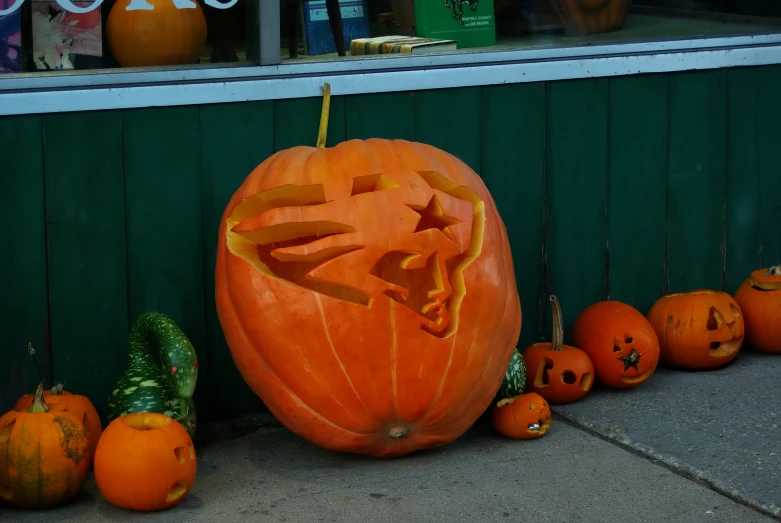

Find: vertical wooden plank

[122,106,208,414]
[345,92,415,141]
[274,95,346,151]
[43,111,128,420]
[756,66,781,268]
[413,87,482,173]
[0,116,48,413]
[607,74,668,314]
[546,78,609,338]
[200,101,275,420]
[667,70,728,293]
[480,83,546,349]
[725,68,761,293]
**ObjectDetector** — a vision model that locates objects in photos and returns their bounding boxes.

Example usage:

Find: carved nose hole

[561,371,577,385]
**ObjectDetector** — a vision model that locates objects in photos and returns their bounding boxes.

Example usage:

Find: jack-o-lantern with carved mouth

[647,290,745,370]
[734,266,781,354]
[572,300,660,389]
[215,98,521,458]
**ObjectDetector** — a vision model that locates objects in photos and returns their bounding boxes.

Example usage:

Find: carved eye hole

[707,307,723,331]
[351,173,400,196]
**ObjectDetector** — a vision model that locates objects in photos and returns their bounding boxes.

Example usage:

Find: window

[1,0,781,78]
[279,1,781,64]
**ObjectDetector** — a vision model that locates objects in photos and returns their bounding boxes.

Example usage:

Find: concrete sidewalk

[3,416,773,523]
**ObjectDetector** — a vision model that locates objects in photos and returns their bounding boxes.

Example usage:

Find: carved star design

[618,348,642,371]
[408,195,461,242]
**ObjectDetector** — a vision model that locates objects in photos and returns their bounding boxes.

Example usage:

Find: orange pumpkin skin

[647,289,745,369]
[94,412,197,511]
[522,296,594,404]
[492,393,551,440]
[107,0,207,68]
[15,387,102,464]
[215,138,521,458]
[0,386,90,509]
[571,301,660,389]
[734,266,781,354]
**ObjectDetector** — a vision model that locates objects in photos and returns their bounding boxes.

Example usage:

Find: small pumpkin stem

[51,381,66,395]
[767,265,781,276]
[315,83,331,149]
[550,295,564,352]
[29,381,50,413]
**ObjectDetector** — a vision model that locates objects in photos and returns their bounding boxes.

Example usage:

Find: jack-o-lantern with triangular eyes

[647,289,745,370]
[215,88,521,458]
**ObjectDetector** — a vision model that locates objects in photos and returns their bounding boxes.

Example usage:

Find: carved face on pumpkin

[734,266,781,354]
[571,300,660,389]
[227,169,480,338]
[215,138,522,458]
[647,290,744,370]
[93,412,197,511]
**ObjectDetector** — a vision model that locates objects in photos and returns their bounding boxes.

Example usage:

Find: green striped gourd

[107,311,198,436]
[496,348,526,400]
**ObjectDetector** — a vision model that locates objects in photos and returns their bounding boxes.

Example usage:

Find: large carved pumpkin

[215,86,521,458]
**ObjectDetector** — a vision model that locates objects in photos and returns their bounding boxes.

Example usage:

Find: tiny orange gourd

[571,300,660,389]
[94,412,197,511]
[492,392,551,440]
[0,382,91,509]
[647,289,744,369]
[522,295,594,404]
[734,265,781,354]
[107,0,207,68]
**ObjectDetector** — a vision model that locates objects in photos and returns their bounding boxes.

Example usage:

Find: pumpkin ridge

[313,292,383,424]
[224,270,375,437]
[390,301,400,420]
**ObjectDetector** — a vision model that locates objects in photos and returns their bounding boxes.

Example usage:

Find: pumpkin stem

[29,381,49,413]
[767,265,781,276]
[315,83,331,149]
[550,295,564,352]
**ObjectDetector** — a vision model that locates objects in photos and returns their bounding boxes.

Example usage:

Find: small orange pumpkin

[107,0,207,68]
[647,289,744,369]
[522,295,594,404]
[94,412,197,511]
[15,382,102,464]
[492,392,551,440]
[0,382,90,509]
[734,265,781,354]
[571,300,660,389]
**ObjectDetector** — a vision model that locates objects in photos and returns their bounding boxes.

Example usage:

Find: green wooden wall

[2,65,781,423]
